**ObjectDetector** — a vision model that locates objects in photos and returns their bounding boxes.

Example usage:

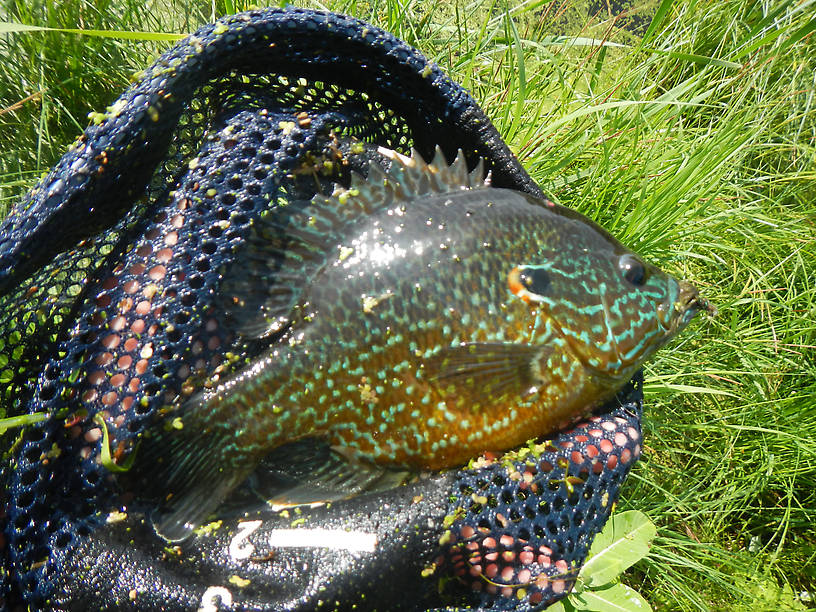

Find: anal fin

[254,438,411,509]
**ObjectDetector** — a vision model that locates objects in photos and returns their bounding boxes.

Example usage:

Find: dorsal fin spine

[327,146,489,217]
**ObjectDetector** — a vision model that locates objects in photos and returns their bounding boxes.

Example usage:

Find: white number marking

[229,520,263,561]
[268,528,377,552]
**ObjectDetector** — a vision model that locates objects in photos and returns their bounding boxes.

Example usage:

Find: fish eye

[619,254,647,286]
[519,267,550,295]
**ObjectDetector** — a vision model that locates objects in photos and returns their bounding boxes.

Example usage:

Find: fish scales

[145,149,711,540]
[216,192,569,465]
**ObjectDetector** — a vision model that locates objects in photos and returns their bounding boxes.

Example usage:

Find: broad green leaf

[94,413,138,473]
[777,18,816,55]
[580,511,657,588]
[503,8,525,136]
[643,382,738,398]
[733,8,816,60]
[641,47,741,70]
[547,601,568,612]
[570,583,653,612]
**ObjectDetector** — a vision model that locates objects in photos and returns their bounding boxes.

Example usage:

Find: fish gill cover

[0,7,707,611]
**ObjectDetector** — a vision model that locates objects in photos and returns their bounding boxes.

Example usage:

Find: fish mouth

[659,280,716,333]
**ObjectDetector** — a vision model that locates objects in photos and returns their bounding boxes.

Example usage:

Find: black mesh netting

[0,8,642,611]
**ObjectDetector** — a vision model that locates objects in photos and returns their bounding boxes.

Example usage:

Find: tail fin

[150,465,247,542]
[134,400,251,542]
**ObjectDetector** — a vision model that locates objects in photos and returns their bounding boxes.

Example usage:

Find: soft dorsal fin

[217,147,490,338]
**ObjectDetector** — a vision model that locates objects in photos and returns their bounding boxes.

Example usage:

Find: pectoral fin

[425,342,549,405]
[135,393,252,542]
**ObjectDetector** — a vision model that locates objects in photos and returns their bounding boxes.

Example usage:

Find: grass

[1,0,814,609]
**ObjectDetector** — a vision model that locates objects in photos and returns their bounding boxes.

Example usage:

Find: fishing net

[0,8,642,610]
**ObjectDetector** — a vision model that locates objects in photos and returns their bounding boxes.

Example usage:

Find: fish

[140,148,713,540]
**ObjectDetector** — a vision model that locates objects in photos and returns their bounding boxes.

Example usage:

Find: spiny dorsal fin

[373,146,488,202]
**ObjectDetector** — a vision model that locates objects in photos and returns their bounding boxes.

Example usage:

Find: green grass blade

[0,21,184,41]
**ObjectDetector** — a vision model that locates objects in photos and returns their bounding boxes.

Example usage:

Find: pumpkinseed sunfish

[143,148,712,540]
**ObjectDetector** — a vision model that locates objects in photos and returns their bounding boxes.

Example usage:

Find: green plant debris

[95,413,137,473]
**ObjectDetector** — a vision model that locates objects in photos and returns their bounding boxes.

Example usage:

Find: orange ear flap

[508,266,531,303]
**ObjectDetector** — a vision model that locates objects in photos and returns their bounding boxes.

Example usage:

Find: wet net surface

[0,8,640,610]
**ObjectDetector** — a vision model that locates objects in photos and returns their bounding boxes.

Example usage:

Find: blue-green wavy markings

[142,148,711,541]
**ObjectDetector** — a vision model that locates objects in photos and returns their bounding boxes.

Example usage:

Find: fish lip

[662,280,715,333]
